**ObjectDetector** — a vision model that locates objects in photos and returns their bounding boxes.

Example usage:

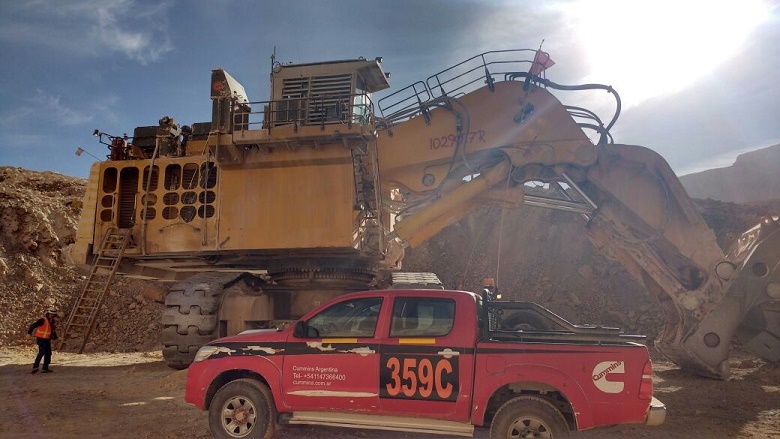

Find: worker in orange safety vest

[27,308,60,374]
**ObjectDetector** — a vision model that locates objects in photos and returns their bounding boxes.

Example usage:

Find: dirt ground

[1,346,778,439]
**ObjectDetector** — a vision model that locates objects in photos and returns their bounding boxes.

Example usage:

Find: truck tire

[161,272,242,369]
[209,379,276,439]
[490,395,570,439]
[501,310,556,331]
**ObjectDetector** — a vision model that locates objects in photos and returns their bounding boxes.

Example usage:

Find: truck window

[389,297,455,337]
[306,297,382,338]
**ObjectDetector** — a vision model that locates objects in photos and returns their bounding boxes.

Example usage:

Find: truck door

[282,296,383,412]
[378,295,475,421]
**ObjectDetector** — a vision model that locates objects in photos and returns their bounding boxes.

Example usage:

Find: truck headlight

[193,346,220,363]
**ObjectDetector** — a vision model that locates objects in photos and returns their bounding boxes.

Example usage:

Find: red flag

[75,147,84,156]
[530,50,555,76]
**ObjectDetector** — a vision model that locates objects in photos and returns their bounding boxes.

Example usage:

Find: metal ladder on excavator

[351,141,383,256]
[59,228,131,353]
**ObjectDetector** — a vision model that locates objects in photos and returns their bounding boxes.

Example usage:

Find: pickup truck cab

[185,289,666,438]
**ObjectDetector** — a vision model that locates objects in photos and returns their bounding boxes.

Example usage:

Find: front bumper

[184,360,211,409]
[646,396,666,426]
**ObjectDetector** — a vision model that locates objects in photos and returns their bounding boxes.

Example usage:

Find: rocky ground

[0,166,779,437]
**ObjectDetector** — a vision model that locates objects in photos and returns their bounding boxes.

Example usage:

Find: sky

[1,0,778,178]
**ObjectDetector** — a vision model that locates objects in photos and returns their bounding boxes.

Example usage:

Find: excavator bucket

[582,142,780,378]
[656,216,780,378]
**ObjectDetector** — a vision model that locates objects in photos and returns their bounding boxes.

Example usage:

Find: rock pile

[404,205,666,336]
[0,167,164,352]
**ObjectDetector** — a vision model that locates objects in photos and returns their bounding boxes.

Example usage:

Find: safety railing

[378,49,541,121]
[425,49,541,98]
[376,49,622,145]
[230,92,377,134]
[374,81,431,125]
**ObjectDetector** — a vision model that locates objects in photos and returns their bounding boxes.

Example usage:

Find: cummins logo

[591,360,625,393]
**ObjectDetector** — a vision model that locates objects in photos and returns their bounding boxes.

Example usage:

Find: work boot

[41,369,52,373]
[31,368,39,374]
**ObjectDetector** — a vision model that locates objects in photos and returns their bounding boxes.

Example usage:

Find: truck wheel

[161,273,242,369]
[209,379,276,439]
[490,396,569,439]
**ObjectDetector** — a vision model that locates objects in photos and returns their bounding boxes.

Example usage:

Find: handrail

[425,49,539,98]
[378,49,539,121]
[376,81,430,120]
[376,49,622,144]
[230,91,377,134]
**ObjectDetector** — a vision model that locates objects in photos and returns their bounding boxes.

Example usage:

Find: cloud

[34,90,94,125]
[90,94,122,125]
[0,107,35,129]
[94,0,174,64]
[0,132,50,151]
[0,0,174,65]
[611,10,780,174]
[0,89,118,129]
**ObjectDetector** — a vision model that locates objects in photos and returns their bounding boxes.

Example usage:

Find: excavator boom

[375,50,780,378]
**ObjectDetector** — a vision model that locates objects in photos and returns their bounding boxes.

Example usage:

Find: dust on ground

[1,346,778,439]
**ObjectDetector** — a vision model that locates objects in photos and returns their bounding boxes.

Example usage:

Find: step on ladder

[59,228,131,353]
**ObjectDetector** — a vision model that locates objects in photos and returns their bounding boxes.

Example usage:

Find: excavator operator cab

[263,58,390,128]
[267,57,390,129]
[211,57,390,139]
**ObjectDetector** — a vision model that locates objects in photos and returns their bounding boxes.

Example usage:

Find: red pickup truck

[185,288,666,438]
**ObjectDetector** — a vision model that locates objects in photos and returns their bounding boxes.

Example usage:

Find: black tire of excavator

[161,272,245,369]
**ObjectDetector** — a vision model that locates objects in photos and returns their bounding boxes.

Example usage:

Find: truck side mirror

[293,320,319,338]
[293,320,307,338]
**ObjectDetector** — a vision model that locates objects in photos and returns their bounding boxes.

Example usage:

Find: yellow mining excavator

[69,49,779,378]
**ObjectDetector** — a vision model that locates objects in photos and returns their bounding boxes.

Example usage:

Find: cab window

[389,297,455,337]
[306,297,382,338]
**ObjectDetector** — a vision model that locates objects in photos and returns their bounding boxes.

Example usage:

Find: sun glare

[564,0,770,106]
